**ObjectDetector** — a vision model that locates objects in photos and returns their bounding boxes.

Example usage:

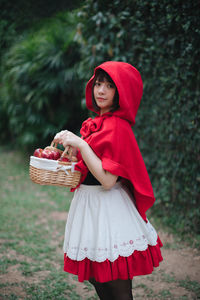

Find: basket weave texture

[29,143,81,188]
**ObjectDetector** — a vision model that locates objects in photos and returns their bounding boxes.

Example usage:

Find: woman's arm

[54,130,118,190]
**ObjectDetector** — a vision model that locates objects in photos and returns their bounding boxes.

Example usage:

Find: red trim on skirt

[64,237,163,283]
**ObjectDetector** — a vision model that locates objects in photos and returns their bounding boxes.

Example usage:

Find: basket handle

[50,141,77,161]
[62,145,73,159]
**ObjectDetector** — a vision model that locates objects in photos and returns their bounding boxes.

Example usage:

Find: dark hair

[92,69,119,112]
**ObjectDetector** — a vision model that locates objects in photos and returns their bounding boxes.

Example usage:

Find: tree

[1,11,87,149]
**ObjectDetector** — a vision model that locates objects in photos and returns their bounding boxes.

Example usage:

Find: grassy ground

[0,146,200,299]
[0,147,97,300]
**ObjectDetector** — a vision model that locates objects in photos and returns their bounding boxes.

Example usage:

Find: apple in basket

[51,150,61,160]
[41,149,55,160]
[33,148,43,158]
[59,156,78,162]
[59,156,69,162]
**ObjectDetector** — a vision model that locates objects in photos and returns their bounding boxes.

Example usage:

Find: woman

[54,61,163,300]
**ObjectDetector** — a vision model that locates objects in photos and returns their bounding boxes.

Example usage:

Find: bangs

[94,69,115,85]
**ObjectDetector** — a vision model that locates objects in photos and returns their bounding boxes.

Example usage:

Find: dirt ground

[0,211,200,300]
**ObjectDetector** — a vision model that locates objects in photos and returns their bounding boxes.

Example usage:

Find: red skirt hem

[64,237,163,283]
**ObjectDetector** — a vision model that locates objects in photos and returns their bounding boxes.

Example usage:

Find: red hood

[73,62,155,221]
[85,61,143,125]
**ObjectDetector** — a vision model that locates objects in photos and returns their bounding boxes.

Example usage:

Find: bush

[76,0,200,234]
[1,11,87,149]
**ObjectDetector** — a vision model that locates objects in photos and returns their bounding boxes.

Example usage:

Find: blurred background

[0,0,199,242]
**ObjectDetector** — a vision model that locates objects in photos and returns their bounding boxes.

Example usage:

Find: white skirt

[63,182,158,263]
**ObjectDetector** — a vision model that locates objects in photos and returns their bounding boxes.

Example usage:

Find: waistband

[78,181,123,192]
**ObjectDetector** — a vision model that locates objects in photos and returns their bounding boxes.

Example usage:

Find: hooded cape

[73,61,155,221]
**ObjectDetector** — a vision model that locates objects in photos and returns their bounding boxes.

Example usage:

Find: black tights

[89,278,133,300]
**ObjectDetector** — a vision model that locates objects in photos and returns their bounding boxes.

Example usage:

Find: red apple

[33,148,43,158]
[41,149,54,160]
[51,150,61,160]
[59,156,69,162]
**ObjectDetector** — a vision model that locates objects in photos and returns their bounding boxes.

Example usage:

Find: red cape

[73,61,155,221]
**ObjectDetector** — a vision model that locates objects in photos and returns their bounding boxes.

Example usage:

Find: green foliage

[0,0,82,62]
[0,0,199,235]
[76,0,200,234]
[1,11,87,149]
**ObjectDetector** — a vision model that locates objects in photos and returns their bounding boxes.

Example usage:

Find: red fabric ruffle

[64,237,163,283]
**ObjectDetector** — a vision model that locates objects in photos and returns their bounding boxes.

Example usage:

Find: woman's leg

[105,279,133,300]
[89,278,112,300]
[89,278,133,300]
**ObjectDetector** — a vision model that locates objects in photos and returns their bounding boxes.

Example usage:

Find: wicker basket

[29,142,81,188]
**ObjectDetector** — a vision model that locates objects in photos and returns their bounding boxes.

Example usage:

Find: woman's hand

[54,130,85,149]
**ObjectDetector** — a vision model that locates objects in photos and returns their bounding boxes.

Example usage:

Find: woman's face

[93,78,116,115]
